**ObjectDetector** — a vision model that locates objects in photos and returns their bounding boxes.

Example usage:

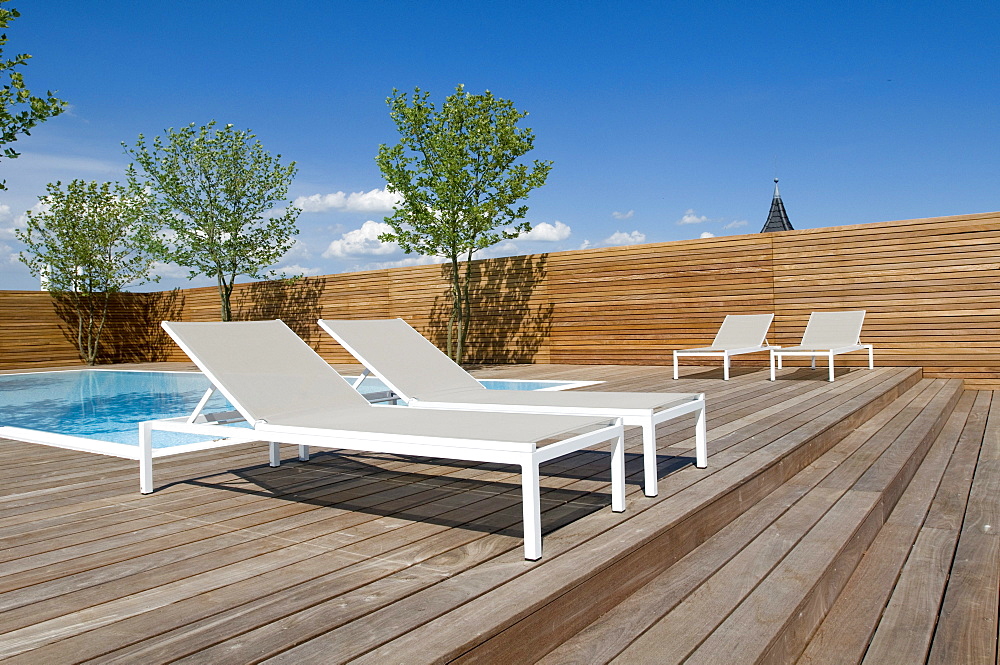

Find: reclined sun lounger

[769,310,874,382]
[146,320,626,560]
[672,313,776,380]
[318,318,707,498]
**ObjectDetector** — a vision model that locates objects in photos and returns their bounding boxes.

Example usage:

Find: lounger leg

[673,352,679,380]
[611,428,625,512]
[522,461,542,560]
[139,421,153,494]
[811,354,816,369]
[829,352,835,382]
[770,350,777,381]
[298,445,310,461]
[268,442,280,467]
[869,346,874,369]
[723,353,730,381]
[695,403,708,468]
[642,417,657,497]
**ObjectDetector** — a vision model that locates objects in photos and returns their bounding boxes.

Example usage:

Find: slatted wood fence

[2,211,997,387]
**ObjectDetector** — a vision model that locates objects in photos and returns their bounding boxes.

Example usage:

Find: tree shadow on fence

[232,277,326,345]
[53,289,187,364]
[425,254,553,365]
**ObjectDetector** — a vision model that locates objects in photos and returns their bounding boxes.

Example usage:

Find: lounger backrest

[162,320,370,424]
[318,318,485,400]
[800,310,866,348]
[710,313,774,349]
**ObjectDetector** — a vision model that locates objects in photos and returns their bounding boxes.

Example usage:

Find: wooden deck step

[796,389,991,665]
[307,368,925,663]
[538,377,964,664]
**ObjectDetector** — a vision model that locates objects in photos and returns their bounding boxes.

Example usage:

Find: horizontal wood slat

[2,212,998,386]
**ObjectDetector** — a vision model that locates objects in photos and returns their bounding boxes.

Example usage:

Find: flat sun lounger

[672,313,776,380]
[769,310,874,382]
[318,318,707,498]
[146,320,626,560]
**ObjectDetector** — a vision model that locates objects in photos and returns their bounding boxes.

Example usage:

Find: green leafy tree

[16,180,161,364]
[376,85,552,363]
[124,121,301,321]
[0,0,67,190]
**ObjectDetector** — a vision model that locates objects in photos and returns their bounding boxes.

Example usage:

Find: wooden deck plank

[674,380,961,665]
[6,362,987,665]
[539,379,946,664]
[926,392,1000,665]
[3,436,629,662]
[854,390,989,665]
[302,371,919,664]
[594,380,945,665]
[798,390,987,665]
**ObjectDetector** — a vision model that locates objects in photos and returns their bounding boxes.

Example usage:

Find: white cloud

[0,241,15,265]
[281,238,312,260]
[723,220,749,230]
[579,239,592,250]
[294,188,401,214]
[604,230,646,246]
[150,261,192,279]
[678,209,710,225]
[612,210,634,220]
[518,221,571,242]
[700,231,716,238]
[275,263,321,277]
[14,152,123,176]
[365,255,448,270]
[322,220,399,258]
[0,201,40,239]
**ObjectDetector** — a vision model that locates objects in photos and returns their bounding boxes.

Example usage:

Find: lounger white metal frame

[318,318,707,499]
[672,313,777,380]
[769,310,874,382]
[143,320,626,561]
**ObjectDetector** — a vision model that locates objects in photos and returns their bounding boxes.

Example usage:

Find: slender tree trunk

[217,273,233,321]
[448,255,461,361]
[458,251,475,364]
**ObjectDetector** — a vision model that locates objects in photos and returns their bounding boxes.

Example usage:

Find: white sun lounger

[769,310,874,382]
[318,318,707,499]
[146,320,626,560]
[673,313,776,380]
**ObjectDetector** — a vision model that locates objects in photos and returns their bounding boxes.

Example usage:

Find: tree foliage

[0,0,67,190]
[376,85,552,362]
[124,121,301,321]
[16,179,161,364]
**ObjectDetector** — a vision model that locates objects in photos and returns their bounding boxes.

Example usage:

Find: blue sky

[1,0,997,291]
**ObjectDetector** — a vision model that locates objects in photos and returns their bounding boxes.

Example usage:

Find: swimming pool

[0,369,598,457]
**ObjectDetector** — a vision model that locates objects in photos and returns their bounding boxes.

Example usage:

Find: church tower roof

[760,178,793,233]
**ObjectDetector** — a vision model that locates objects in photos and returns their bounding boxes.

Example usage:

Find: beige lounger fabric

[706,313,775,350]
[318,318,709,498]
[163,321,609,442]
[778,310,866,351]
[768,310,873,382]
[319,318,700,410]
[672,313,775,380]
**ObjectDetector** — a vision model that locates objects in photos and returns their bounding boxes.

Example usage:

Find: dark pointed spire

[760,178,793,233]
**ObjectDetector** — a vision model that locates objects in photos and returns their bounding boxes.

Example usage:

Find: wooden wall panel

[546,235,776,366]
[769,212,1000,389]
[2,212,997,386]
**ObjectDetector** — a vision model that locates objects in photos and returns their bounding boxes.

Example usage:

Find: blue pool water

[0,370,581,448]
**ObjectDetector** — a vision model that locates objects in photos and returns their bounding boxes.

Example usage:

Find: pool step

[537,377,963,664]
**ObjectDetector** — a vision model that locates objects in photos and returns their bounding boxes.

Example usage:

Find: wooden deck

[0,362,996,664]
